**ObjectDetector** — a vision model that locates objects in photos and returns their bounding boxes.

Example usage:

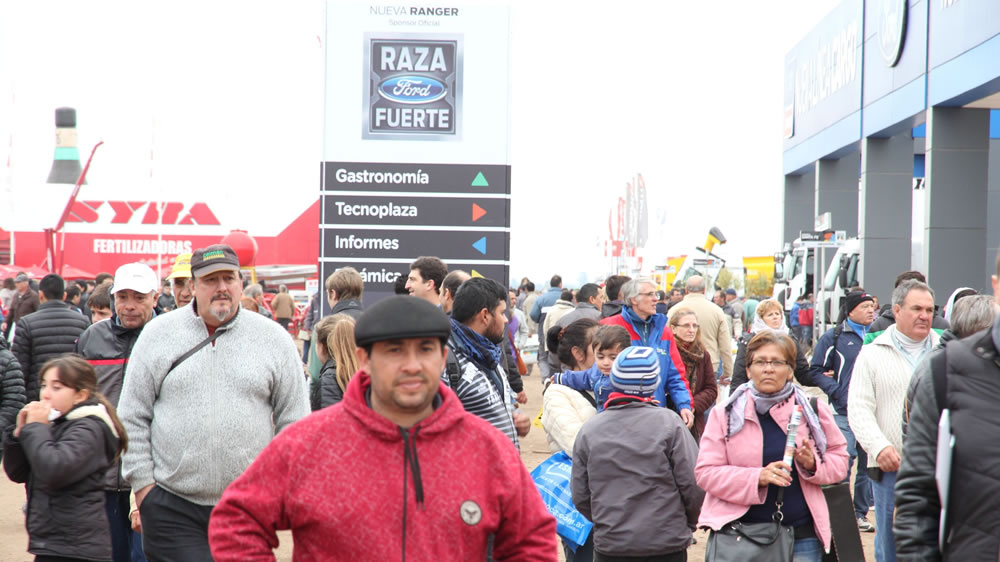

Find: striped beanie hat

[610,346,661,397]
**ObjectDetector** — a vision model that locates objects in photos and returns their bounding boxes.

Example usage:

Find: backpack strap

[931,346,948,414]
[445,348,462,389]
[831,324,843,355]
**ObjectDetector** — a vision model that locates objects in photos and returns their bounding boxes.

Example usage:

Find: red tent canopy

[60,265,97,280]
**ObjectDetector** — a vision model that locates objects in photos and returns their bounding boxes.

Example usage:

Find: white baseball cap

[111,263,159,295]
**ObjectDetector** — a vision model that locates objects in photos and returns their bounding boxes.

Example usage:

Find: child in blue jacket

[551,325,631,411]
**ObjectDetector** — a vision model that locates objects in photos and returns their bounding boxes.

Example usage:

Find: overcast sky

[0,0,839,285]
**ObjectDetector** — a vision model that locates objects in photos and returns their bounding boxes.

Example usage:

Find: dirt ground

[0,364,875,561]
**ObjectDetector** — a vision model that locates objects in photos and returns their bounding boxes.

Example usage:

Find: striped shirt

[444,335,519,449]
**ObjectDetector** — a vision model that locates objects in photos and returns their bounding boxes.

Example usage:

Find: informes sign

[322,4,512,308]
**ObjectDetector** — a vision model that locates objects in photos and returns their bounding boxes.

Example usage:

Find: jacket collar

[38,300,70,311]
[871,324,940,350]
[331,299,362,314]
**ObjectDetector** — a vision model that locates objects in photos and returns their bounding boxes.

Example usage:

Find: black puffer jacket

[12,301,90,401]
[895,325,1000,560]
[74,316,143,491]
[319,359,345,408]
[0,337,26,433]
[731,331,813,389]
[2,401,119,561]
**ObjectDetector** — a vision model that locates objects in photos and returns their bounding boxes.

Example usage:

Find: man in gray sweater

[118,245,309,562]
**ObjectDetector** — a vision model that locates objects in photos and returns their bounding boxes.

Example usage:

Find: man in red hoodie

[208,295,557,561]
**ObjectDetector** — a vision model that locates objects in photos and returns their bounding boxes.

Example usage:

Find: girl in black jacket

[3,355,127,562]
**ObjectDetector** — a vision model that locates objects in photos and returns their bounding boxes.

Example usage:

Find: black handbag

[705,486,795,562]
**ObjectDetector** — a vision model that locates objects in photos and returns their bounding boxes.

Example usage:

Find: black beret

[355,295,451,347]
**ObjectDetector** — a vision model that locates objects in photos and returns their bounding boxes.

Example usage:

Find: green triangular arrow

[471,172,489,187]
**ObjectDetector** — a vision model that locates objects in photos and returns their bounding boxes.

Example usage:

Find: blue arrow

[472,236,487,255]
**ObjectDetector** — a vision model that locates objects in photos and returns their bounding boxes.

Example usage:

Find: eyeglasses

[674,323,699,330]
[750,359,791,369]
[638,292,657,299]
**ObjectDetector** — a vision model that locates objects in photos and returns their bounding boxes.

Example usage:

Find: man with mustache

[208,295,557,560]
[117,244,309,562]
[444,277,530,448]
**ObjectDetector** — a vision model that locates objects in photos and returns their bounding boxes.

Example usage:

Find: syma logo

[363,34,463,140]
[878,0,907,67]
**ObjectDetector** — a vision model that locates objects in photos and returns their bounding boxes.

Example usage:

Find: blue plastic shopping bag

[530,451,592,550]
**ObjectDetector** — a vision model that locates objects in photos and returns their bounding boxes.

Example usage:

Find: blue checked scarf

[449,317,503,373]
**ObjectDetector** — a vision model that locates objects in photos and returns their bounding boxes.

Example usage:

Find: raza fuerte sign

[363,34,462,140]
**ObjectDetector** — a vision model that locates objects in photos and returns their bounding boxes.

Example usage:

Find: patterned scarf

[449,317,503,372]
[723,381,828,458]
[675,338,704,391]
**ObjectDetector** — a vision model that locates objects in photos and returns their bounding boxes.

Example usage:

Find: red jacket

[208,371,557,561]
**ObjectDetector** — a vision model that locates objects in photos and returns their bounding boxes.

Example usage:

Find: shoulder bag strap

[167,328,227,374]
[156,313,238,398]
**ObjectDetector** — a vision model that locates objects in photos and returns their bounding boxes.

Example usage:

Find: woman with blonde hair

[317,314,359,408]
[667,306,719,440]
[731,299,812,389]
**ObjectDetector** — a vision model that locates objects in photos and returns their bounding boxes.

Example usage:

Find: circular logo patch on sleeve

[460,500,482,526]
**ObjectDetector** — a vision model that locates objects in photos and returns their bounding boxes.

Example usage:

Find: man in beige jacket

[669,276,733,385]
[270,285,296,331]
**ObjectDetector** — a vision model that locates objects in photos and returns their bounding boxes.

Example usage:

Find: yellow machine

[742,255,775,283]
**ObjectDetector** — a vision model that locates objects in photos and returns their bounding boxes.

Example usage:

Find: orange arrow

[472,203,487,222]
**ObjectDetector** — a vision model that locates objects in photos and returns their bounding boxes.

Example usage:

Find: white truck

[771,241,815,315]
[819,238,862,332]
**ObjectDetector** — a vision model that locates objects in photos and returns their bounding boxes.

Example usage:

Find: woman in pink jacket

[695,331,848,561]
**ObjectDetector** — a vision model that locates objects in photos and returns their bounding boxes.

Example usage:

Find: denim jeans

[301,339,311,364]
[793,537,823,562]
[833,414,873,517]
[871,470,898,562]
[105,491,147,562]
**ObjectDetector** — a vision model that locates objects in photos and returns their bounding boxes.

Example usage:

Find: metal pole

[819,246,826,345]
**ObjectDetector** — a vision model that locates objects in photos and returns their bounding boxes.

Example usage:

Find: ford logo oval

[377,75,448,104]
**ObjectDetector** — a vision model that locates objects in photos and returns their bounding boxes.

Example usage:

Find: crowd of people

[0,245,998,561]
